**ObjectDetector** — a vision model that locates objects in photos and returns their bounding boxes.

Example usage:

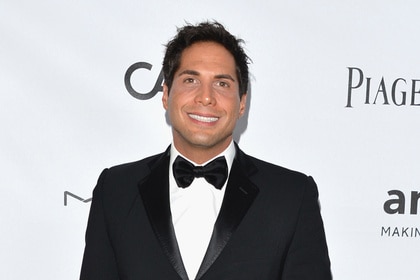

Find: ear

[162,83,169,110]
[238,93,247,117]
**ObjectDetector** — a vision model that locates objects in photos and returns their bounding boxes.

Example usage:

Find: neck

[173,140,232,164]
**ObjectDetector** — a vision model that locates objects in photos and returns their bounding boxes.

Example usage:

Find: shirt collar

[169,141,236,177]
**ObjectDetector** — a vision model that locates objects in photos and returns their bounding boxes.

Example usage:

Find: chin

[191,137,230,150]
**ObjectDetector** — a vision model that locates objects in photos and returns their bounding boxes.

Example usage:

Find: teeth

[189,114,218,123]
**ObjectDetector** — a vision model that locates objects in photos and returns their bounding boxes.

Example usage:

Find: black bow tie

[173,155,228,189]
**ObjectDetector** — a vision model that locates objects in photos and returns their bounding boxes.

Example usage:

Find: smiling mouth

[188,114,219,123]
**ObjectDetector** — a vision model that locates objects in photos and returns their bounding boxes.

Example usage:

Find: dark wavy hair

[162,21,250,98]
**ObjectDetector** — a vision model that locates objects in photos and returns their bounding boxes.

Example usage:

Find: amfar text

[383,190,420,215]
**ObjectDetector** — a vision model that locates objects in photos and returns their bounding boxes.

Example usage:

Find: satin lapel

[137,150,188,280]
[196,148,259,279]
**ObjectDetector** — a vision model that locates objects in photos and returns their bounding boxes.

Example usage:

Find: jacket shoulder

[238,149,310,183]
[108,151,166,174]
[94,150,168,199]
[237,149,318,201]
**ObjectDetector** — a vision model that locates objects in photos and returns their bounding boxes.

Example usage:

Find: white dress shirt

[169,141,236,280]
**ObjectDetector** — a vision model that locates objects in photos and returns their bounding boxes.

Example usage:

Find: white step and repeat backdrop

[1,1,419,279]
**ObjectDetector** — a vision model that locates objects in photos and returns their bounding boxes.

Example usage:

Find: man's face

[162,41,247,162]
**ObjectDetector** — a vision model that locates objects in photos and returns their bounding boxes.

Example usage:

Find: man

[80,21,331,280]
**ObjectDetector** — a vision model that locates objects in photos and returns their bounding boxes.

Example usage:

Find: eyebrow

[215,74,236,82]
[177,70,236,82]
[177,69,200,77]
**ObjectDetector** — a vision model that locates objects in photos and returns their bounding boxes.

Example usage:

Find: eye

[184,77,197,84]
[215,80,230,88]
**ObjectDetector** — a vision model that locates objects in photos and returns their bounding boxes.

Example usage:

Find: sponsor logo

[64,191,92,206]
[384,190,420,215]
[381,226,420,237]
[346,67,420,108]
[381,189,420,238]
[124,62,164,100]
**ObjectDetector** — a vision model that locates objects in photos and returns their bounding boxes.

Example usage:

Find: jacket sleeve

[80,169,120,280]
[281,176,332,280]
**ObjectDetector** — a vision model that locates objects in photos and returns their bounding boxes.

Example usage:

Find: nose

[195,83,215,106]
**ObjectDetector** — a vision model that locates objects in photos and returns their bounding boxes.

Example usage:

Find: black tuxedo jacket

[80,145,331,280]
